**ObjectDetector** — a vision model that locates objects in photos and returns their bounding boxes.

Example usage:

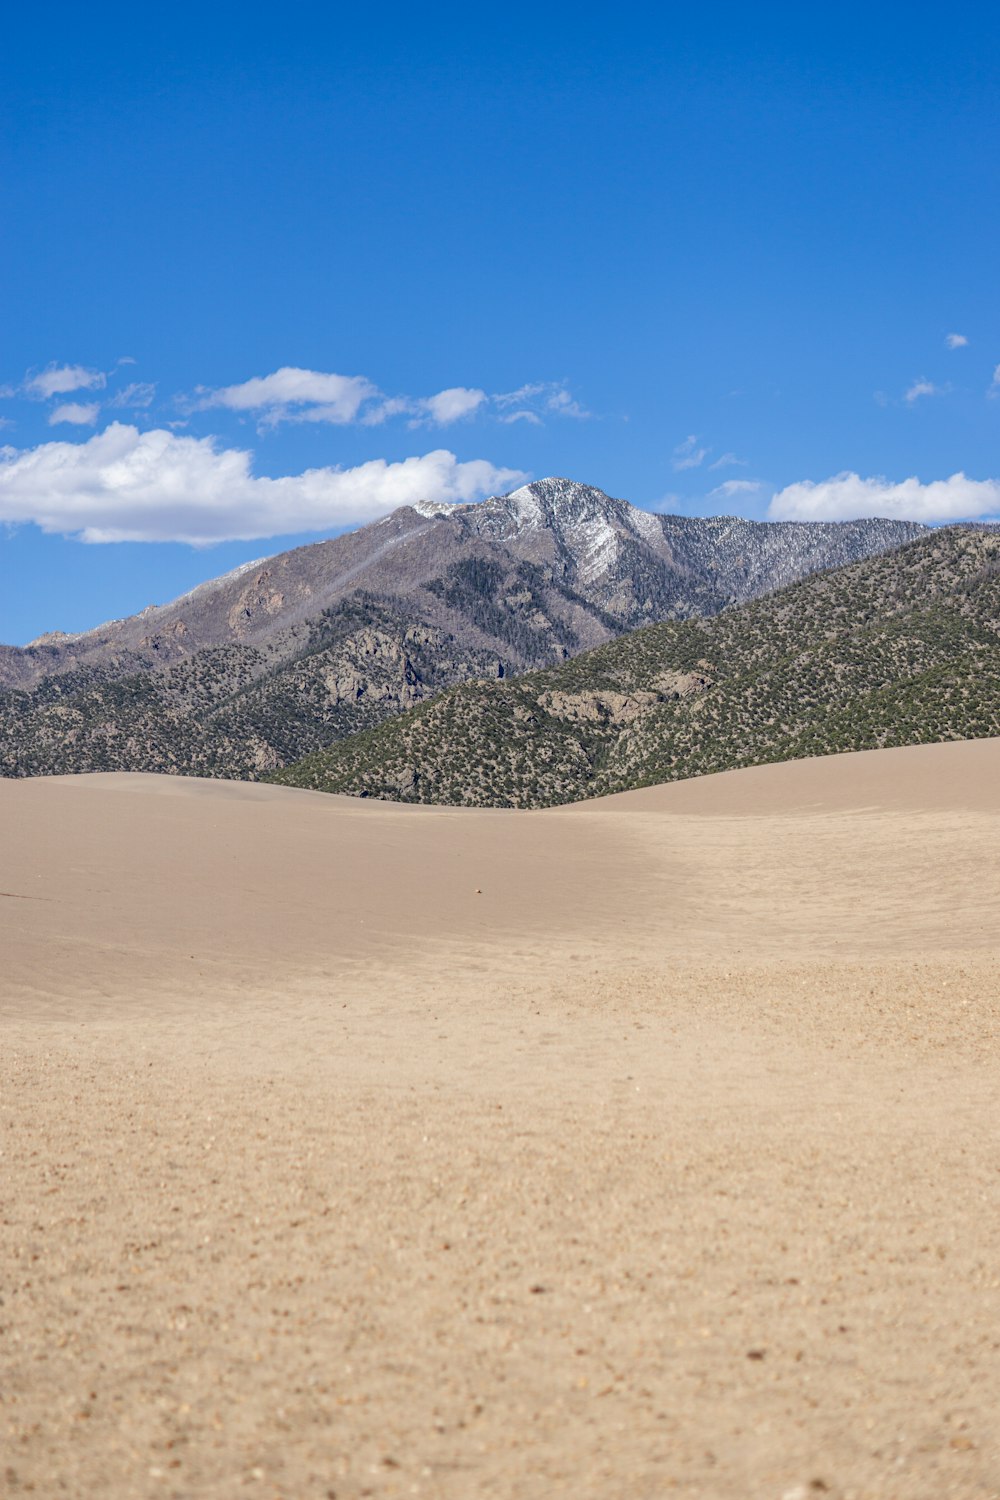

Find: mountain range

[0,478,926,778]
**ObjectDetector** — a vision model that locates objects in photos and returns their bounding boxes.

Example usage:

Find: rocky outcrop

[537,689,663,724]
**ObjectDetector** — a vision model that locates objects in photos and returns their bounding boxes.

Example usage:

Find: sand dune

[590,735,1000,816]
[3,742,1000,1498]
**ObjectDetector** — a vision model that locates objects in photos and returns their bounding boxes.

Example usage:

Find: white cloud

[708,478,763,500]
[48,402,100,426]
[989,364,1000,398]
[769,471,1000,524]
[196,367,589,431]
[198,367,378,428]
[0,423,526,544]
[672,434,709,471]
[904,378,943,403]
[945,333,969,349]
[708,452,747,470]
[410,387,487,426]
[25,363,107,399]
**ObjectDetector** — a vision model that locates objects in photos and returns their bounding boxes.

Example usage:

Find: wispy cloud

[708,451,748,470]
[48,402,100,427]
[401,379,588,427]
[497,410,543,426]
[491,382,590,423]
[708,478,763,500]
[989,364,1000,398]
[107,381,156,411]
[672,434,709,471]
[769,471,1000,524]
[0,423,526,544]
[945,332,969,349]
[877,376,954,408]
[194,367,590,432]
[903,378,944,403]
[543,387,589,419]
[25,363,108,400]
[1,362,158,431]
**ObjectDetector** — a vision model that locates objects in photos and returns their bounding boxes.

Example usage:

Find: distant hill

[0,478,925,778]
[269,526,1000,807]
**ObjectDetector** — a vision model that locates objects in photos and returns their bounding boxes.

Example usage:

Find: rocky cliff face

[0,479,927,778]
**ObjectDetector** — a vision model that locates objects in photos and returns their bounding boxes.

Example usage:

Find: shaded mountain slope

[269,526,1000,807]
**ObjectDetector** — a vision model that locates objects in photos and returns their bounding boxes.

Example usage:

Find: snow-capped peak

[504,483,547,528]
[413,499,465,519]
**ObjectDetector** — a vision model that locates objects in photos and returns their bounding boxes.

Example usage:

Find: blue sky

[2,2,999,643]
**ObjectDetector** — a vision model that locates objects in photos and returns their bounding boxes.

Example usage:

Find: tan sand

[2,740,999,1499]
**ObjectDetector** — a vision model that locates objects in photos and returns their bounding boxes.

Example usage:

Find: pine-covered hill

[268,527,1000,808]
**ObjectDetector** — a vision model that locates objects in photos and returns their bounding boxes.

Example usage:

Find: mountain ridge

[1,478,926,685]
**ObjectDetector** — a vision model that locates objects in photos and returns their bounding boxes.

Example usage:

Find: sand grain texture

[3,741,1000,1499]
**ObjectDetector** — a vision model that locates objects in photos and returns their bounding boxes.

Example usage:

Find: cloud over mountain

[769,471,1000,523]
[0,423,525,543]
[709,478,763,500]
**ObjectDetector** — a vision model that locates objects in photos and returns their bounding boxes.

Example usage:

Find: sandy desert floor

[2,740,1000,1499]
